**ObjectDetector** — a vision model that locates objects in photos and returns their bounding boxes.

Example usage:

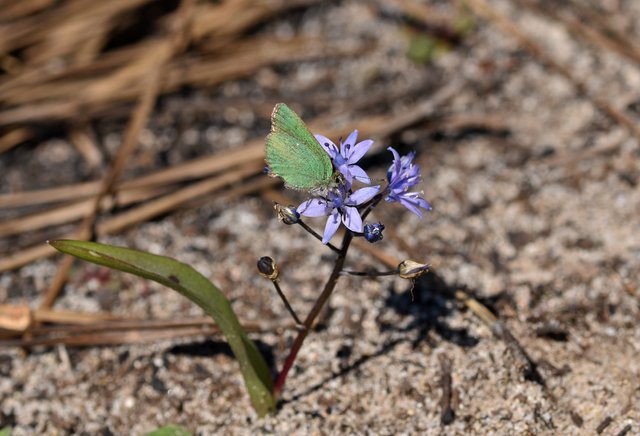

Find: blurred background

[1,0,639,434]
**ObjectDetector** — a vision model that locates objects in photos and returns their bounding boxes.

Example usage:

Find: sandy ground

[1,1,639,434]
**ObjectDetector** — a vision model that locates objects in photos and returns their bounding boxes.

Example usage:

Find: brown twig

[438,354,455,425]
[596,416,613,434]
[615,424,633,436]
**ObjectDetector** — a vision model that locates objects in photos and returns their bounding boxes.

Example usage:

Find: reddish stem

[272,232,353,401]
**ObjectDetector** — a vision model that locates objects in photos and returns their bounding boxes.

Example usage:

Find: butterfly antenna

[355,175,385,184]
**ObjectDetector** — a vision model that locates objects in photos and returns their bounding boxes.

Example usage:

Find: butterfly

[265,103,335,193]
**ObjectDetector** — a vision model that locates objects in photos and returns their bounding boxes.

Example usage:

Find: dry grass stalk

[381,0,463,37]
[0,135,266,210]
[0,0,329,130]
[0,36,364,127]
[1,313,294,347]
[0,163,267,272]
[0,83,459,271]
[465,0,640,142]
[0,127,32,153]
[4,325,281,347]
[39,0,196,310]
[0,0,56,21]
[68,124,103,168]
[0,304,121,332]
[0,181,102,209]
[564,0,640,65]
[95,161,264,235]
[0,186,172,238]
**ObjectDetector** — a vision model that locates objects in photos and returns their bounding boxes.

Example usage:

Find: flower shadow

[382,271,480,349]
[279,271,482,407]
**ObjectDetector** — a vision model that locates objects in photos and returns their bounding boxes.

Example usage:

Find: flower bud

[363,222,385,243]
[274,203,300,225]
[398,260,430,279]
[257,256,279,281]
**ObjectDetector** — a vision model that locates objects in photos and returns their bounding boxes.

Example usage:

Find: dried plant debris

[1,0,639,434]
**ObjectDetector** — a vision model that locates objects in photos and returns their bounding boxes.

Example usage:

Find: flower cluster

[298,182,380,244]
[296,130,431,244]
[385,147,432,217]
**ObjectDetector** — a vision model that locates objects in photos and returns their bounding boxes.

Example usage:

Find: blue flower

[385,147,431,217]
[315,130,373,184]
[298,184,380,244]
[363,222,385,243]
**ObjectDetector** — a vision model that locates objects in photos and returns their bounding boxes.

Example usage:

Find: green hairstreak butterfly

[265,103,334,192]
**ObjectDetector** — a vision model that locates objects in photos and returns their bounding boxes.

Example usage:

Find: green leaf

[0,427,12,436]
[145,425,192,436]
[49,239,275,416]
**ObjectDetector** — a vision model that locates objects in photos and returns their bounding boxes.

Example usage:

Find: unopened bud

[363,222,385,243]
[257,256,279,280]
[274,203,300,225]
[398,260,430,279]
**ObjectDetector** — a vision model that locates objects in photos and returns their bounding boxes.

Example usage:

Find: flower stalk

[272,232,353,401]
[268,118,432,405]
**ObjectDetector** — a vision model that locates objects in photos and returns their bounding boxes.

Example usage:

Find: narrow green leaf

[49,239,275,416]
[145,425,192,436]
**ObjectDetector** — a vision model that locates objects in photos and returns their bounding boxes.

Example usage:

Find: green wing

[265,103,333,191]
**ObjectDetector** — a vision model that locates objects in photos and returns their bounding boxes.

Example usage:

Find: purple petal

[341,130,359,158]
[315,134,338,158]
[414,196,432,211]
[402,192,431,210]
[347,139,373,164]
[388,146,401,163]
[387,146,402,182]
[398,193,431,217]
[399,198,424,218]
[322,211,341,244]
[298,198,331,217]
[347,185,380,206]
[348,165,371,184]
[341,206,363,233]
[336,162,353,183]
[402,151,416,166]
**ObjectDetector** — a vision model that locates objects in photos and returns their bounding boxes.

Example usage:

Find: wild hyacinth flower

[315,130,373,184]
[385,147,432,217]
[298,183,380,244]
